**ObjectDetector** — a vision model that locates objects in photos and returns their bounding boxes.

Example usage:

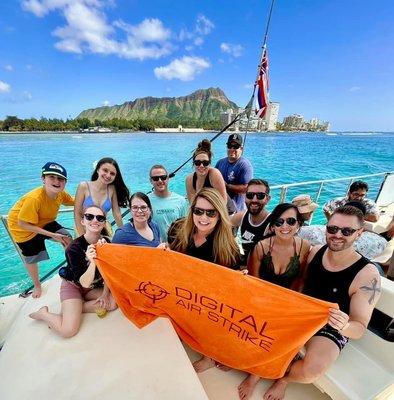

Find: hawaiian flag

[255,47,270,118]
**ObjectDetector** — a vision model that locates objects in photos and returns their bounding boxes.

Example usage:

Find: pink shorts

[60,279,96,302]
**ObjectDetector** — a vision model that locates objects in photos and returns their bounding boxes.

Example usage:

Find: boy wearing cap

[215,133,253,211]
[8,162,74,298]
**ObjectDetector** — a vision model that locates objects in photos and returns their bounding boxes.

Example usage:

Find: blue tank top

[82,181,112,213]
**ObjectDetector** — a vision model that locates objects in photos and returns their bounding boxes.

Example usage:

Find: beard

[326,236,354,252]
[247,202,264,215]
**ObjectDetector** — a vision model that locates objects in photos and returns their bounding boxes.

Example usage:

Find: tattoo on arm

[360,278,381,305]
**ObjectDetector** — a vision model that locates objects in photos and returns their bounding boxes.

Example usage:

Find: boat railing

[1,171,392,297]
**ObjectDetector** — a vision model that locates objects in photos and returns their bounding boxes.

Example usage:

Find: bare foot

[263,379,288,400]
[193,356,216,373]
[32,285,42,298]
[29,306,49,321]
[238,374,260,400]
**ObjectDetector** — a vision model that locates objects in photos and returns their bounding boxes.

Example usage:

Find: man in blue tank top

[148,164,188,241]
[261,205,381,400]
[215,133,253,211]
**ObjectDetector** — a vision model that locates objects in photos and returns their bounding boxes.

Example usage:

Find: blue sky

[0,0,393,131]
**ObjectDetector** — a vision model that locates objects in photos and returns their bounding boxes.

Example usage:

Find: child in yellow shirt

[8,162,74,298]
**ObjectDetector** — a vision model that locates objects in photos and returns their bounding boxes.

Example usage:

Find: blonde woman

[170,188,241,372]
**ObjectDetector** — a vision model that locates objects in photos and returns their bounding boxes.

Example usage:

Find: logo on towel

[135,281,170,303]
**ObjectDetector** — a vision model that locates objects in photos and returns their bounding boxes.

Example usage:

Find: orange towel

[96,244,336,379]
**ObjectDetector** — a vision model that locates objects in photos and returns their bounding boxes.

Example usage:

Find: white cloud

[178,14,214,46]
[103,100,110,106]
[26,64,33,70]
[195,15,214,35]
[220,42,244,58]
[0,81,11,93]
[243,83,253,89]
[22,1,173,60]
[349,86,361,92]
[154,56,210,81]
[4,64,14,71]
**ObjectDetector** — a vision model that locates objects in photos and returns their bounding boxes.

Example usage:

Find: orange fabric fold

[96,244,337,379]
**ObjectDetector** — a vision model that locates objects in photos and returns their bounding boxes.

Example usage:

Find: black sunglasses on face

[84,213,106,223]
[274,217,297,227]
[227,143,241,150]
[246,191,267,200]
[326,225,359,236]
[151,175,168,182]
[193,160,210,167]
[192,206,218,218]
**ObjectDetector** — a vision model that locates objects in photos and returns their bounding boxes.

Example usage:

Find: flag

[255,48,270,118]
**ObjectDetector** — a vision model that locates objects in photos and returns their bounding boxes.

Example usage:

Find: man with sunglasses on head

[215,133,253,211]
[263,204,381,400]
[230,179,271,261]
[323,180,379,223]
[148,164,188,241]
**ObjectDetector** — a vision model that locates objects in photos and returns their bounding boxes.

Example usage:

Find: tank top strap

[268,236,274,253]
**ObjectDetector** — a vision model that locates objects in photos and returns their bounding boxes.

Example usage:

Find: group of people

[7,133,386,400]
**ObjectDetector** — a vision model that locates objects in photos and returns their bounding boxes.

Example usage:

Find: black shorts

[314,324,349,351]
[16,221,71,264]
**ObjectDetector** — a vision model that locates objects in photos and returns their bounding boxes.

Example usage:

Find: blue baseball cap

[41,162,67,179]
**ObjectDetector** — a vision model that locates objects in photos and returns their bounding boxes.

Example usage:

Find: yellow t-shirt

[8,187,74,243]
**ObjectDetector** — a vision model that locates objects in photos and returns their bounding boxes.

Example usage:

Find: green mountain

[76,88,238,122]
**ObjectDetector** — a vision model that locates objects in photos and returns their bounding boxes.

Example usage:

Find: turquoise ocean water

[1,132,393,296]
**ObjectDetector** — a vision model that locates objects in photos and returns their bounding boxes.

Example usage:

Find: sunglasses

[193,160,210,167]
[151,175,168,182]
[84,213,106,223]
[227,143,241,150]
[326,225,359,236]
[192,206,218,218]
[131,205,149,213]
[246,191,267,200]
[274,217,297,227]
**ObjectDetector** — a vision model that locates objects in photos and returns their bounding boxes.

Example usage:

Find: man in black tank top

[263,205,381,400]
[230,179,271,262]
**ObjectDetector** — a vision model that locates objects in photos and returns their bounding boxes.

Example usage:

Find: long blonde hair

[170,188,239,267]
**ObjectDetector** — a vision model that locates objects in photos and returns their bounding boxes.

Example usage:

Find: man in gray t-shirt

[147,164,188,241]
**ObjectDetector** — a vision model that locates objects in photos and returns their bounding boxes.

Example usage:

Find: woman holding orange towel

[170,187,241,372]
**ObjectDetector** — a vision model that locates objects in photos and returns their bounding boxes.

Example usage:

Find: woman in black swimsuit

[238,203,310,399]
[186,139,236,214]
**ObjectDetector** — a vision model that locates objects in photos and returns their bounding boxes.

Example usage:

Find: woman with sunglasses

[112,192,161,247]
[74,157,130,236]
[247,203,310,290]
[170,188,241,372]
[186,140,236,214]
[29,205,117,338]
[238,203,310,399]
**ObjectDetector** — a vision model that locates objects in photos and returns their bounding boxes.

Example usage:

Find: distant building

[220,109,236,130]
[283,114,304,130]
[262,102,280,131]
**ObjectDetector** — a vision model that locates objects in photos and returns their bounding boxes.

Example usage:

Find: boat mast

[243,0,276,145]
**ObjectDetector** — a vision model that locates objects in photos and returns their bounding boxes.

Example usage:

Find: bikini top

[82,181,112,213]
[259,237,305,289]
[192,171,213,190]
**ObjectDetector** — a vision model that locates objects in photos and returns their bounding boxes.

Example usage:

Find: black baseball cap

[42,162,67,179]
[226,133,243,146]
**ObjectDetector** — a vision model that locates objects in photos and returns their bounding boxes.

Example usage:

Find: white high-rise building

[263,102,280,131]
